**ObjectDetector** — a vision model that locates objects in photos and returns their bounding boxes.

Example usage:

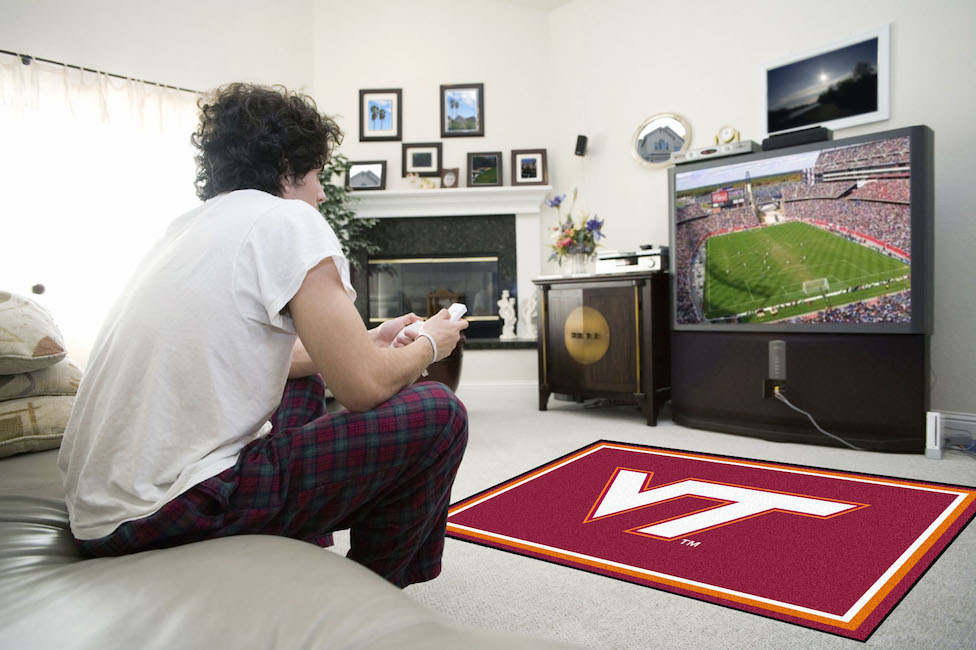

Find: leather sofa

[0,449,577,649]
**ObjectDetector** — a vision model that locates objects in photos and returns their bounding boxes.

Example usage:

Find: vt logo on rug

[446,442,976,641]
[587,470,865,539]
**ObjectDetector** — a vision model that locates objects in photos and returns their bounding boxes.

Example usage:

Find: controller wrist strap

[417,332,438,369]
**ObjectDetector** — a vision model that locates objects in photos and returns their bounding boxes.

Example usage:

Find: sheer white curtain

[0,53,201,368]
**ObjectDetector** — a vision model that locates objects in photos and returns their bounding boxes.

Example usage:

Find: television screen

[669,126,932,333]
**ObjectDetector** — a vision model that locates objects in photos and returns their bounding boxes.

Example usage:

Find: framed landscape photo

[440,83,484,137]
[467,151,502,187]
[346,160,386,191]
[359,88,402,141]
[511,149,547,185]
[762,24,890,137]
[402,142,442,177]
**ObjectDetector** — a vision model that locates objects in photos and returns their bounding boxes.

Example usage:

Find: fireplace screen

[368,256,500,331]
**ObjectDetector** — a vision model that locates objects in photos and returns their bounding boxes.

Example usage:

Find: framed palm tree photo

[440,83,484,137]
[359,88,402,142]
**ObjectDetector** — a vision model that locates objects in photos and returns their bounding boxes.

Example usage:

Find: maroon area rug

[446,441,976,641]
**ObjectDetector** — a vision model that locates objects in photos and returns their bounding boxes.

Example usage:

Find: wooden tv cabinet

[532,272,671,425]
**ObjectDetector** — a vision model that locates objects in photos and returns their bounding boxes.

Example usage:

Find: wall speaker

[575,135,588,156]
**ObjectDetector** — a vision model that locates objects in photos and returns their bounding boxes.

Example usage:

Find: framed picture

[762,24,890,137]
[359,88,402,141]
[440,83,484,137]
[440,168,459,188]
[402,142,442,177]
[467,151,502,187]
[511,149,547,185]
[346,160,386,191]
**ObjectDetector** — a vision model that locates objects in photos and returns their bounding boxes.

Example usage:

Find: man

[58,83,469,588]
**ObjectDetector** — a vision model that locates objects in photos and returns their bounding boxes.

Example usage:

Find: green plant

[318,153,379,271]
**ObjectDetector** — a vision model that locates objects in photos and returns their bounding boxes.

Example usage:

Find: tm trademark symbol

[680,539,701,547]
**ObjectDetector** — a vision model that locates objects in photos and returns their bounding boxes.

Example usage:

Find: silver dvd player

[671,140,760,164]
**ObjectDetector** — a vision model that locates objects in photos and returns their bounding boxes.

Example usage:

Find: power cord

[773,387,867,451]
[944,426,976,460]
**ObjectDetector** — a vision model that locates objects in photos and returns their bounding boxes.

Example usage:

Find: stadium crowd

[847,179,910,204]
[782,181,855,201]
[783,199,911,254]
[814,137,910,174]
[786,292,911,324]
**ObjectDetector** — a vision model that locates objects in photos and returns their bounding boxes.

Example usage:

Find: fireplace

[350,186,551,339]
[355,214,514,338]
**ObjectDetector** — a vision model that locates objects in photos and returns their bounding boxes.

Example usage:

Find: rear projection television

[670,125,933,335]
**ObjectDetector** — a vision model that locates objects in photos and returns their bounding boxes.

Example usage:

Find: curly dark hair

[191,83,342,201]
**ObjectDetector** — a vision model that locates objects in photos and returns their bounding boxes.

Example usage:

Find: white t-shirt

[58,189,356,540]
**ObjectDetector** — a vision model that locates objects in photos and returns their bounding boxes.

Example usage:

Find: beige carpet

[330,382,976,649]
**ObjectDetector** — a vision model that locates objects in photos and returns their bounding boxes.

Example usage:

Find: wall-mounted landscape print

[763,25,889,137]
[441,83,484,137]
[359,88,402,142]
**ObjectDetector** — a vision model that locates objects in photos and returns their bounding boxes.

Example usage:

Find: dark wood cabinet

[532,272,671,425]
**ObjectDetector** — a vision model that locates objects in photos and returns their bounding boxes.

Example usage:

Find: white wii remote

[390,303,467,347]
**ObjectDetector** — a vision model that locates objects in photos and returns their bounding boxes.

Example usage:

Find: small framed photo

[359,88,402,142]
[440,83,484,137]
[440,167,459,188]
[402,142,443,177]
[511,149,547,185]
[346,160,387,191]
[466,151,502,187]
[762,24,890,137]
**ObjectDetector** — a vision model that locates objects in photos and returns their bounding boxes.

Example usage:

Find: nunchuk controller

[390,303,467,347]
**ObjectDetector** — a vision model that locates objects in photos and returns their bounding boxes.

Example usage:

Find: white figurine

[519,291,538,339]
[497,289,517,340]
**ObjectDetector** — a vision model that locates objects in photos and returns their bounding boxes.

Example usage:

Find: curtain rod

[0,48,201,95]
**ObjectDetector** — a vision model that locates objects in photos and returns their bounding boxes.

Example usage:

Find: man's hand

[290,259,443,412]
[415,308,468,362]
[370,313,424,348]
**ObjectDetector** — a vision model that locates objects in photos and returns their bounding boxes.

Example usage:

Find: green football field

[703,221,909,322]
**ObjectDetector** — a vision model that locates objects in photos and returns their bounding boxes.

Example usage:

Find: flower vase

[568,253,590,275]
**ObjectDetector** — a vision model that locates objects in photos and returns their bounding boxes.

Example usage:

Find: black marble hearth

[348,214,517,338]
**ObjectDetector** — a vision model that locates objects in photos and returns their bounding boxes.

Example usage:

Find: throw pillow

[0,359,82,402]
[0,395,74,458]
[0,292,67,374]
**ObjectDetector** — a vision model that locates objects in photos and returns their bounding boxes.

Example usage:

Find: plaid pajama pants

[74,376,469,588]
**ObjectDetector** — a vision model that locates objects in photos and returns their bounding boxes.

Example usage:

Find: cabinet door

[546,284,638,394]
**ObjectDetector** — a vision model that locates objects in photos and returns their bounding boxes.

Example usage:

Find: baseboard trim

[941,410,976,437]
[457,379,537,388]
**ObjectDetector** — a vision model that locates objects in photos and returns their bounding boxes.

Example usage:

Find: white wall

[0,0,317,92]
[1,0,972,410]
[311,0,551,186]
[544,0,976,414]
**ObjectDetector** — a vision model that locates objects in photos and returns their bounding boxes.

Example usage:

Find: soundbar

[762,126,832,151]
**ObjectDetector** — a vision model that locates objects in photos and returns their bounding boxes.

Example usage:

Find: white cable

[773,389,866,451]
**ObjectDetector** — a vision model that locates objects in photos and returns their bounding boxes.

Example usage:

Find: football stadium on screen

[673,135,911,325]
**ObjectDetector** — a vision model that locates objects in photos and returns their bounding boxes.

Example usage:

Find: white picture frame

[761,24,890,138]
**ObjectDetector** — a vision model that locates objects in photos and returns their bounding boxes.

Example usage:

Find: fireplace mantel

[351,185,553,219]
[352,185,552,339]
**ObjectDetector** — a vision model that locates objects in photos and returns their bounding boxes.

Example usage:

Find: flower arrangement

[546,188,605,265]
